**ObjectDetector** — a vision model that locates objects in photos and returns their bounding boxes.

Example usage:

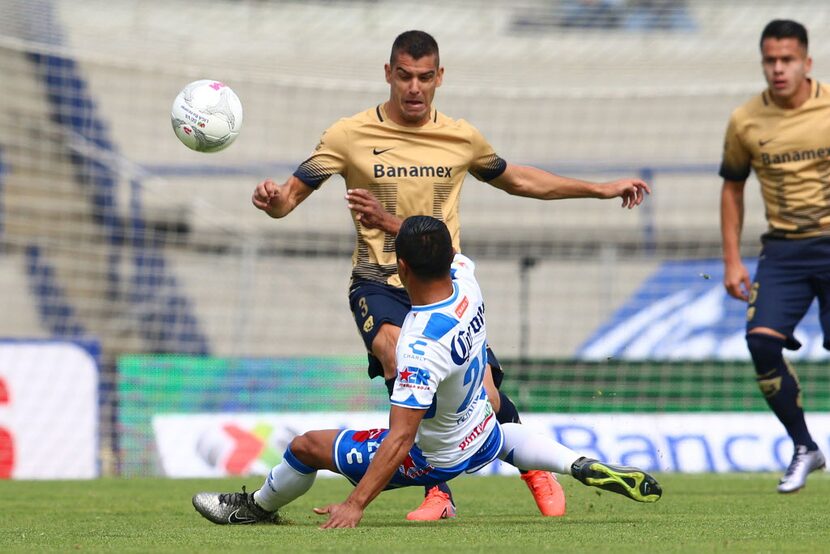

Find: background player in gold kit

[719,19,828,493]
[253,30,650,520]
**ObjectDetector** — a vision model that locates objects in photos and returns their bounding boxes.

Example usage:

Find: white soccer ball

[171,80,243,153]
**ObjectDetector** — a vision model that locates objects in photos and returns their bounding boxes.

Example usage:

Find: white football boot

[777,446,826,493]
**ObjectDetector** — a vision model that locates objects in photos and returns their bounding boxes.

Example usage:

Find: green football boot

[571,457,662,503]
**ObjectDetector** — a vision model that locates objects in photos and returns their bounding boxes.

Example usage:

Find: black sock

[496,391,521,425]
[747,333,818,450]
[426,481,454,505]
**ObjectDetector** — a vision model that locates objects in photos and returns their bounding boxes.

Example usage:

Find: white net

[1,0,829,362]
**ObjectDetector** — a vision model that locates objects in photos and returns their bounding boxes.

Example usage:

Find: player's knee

[288,433,321,467]
[746,332,787,397]
[746,332,785,371]
[371,324,400,380]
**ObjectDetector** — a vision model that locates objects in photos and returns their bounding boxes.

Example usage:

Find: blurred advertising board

[0,340,99,479]
[117,355,385,475]
[151,411,830,477]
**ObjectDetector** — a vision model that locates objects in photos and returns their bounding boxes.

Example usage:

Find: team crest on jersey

[398,366,430,389]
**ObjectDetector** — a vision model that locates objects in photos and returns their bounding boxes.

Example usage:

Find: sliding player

[193,216,662,528]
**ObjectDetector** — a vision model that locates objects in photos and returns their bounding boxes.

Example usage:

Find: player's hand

[345,188,402,234]
[252,179,284,214]
[723,261,751,301]
[313,501,364,529]
[603,179,651,208]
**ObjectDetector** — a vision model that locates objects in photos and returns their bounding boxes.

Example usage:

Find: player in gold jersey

[253,30,650,520]
[720,19,828,493]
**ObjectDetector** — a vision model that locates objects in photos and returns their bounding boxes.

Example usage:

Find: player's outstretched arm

[489,163,650,208]
[251,175,314,218]
[314,405,423,529]
[345,188,403,235]
[720,178,751,301]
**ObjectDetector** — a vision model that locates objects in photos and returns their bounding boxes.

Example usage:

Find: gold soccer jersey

[719,80,830,239]
[294,104,507,287]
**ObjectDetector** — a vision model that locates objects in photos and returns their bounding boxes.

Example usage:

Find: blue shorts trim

[748,236,830,350]
[333,424,503,489]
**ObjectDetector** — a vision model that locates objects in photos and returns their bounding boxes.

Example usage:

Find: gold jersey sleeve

[294,105,507,287]
[719,80,830,239]
[293,118,350,187]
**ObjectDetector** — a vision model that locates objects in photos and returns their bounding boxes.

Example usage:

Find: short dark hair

[390,30,440,68]
[395,216,453,281]
[760,19,808,51]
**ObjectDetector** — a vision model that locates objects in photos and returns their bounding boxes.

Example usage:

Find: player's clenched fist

[252,179,280,211]
[251,176,313,219]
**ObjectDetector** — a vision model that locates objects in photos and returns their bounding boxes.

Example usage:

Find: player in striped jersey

[192,216,662,528]
[719,19,828,493]
[252,30,650,520]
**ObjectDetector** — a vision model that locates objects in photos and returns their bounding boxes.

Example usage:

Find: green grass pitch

[2,473,828,553]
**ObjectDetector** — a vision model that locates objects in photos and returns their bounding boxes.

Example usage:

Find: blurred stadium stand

[5,0,830,477]
[1,0,827,362]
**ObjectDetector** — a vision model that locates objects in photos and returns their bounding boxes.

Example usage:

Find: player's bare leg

[373,323,456,520]
[372,323,401,382]
[484,363,566,517]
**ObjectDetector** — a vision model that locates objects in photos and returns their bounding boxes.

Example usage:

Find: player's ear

[436,66,444,88]
[397,257,409,286]
[805,55,813,74]
[384,63,393,85]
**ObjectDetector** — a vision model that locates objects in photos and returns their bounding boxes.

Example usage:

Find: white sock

[253,460,316,512]
[498,422,581,475]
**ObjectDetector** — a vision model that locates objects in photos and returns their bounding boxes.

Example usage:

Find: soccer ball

[171,80,243,153]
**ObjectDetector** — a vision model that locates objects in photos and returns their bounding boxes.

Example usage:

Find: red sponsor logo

[458,412,494,451]
[352,429,385,443]
[455,296,469,318]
